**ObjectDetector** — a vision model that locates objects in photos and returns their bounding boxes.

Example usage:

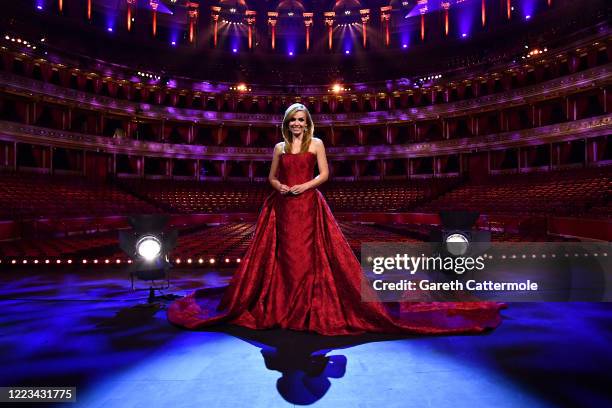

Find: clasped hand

[279,183,308,195]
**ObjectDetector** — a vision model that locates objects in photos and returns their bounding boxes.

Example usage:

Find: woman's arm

[269,142,290,194]
[289,138,329,194]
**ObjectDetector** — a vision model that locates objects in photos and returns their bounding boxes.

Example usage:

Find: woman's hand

[279,184,291,194]
[289,183,308,195]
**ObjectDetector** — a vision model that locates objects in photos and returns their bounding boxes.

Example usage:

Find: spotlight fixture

[119,215,178,303]
[136,235,162,261]
[430,211,491,259]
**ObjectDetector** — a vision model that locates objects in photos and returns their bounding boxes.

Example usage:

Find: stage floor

[0,267,611,408]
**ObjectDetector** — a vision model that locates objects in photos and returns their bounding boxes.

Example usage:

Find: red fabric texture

[168,152,503,335]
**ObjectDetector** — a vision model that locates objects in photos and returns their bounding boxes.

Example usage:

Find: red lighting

[420,14,425,41]
[482,0,486,27]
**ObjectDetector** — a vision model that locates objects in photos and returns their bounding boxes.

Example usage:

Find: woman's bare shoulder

[274,142,285,153]
[311,137,325,147]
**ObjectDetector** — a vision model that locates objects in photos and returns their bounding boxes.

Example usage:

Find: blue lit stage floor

[0,267,611,408]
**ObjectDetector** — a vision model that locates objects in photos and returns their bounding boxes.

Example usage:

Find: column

[150,1,159,37]
[246,10,256,50]
[211,7,221,48]
[304,13,313,51]
[418,0,428,42]
[268,12,278,50]
[126,0,136,32]
[324,12,335,51]
[380,6,391,47]
[442,2,450,36]
[360,9,370,48]
[187,3,199,44]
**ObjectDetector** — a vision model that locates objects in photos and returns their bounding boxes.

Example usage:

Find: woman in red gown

[168,104,503,335]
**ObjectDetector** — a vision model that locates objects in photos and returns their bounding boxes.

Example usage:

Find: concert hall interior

[0,0,611,407]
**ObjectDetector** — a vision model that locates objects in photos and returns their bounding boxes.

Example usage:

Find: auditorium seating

[118,179,270,214]
[321,178,460,212]
[416,167,611,217]
[0,171,161,220]
[117,178,460,214]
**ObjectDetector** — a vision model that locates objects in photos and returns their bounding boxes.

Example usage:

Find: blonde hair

[281,103,314,154]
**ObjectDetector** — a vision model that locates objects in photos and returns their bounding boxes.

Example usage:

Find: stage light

[116,259,121,264]
[36,5,43,10]
[4,35,8,40]
[34,260,39,264]
[40,38,46,42]
[11,260,16,264]
[431,211,491,261]
[119,215,177,301]
[82,260,87,264]
[462,33,467,38]
[225,258,230,263]
[171,41,176,46]
[525,15,531,20]
[445,233,469,256]
[232,48,237,53]
[289,51,293,56]
[23,260,28,264]
[107,27,113,32]
[237,258,241,263]
[56,260,61,264]
[93,259,98,264]
[105,259,110,264]
[136,235,162,261]
[209,258,215,264]
[345,50,350,54]
[402,44,408,48]
[45,259,50,264]
[198,258,204,264]
[332,84,342,93]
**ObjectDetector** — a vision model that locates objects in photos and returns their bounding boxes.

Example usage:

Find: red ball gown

[168,152,503,335]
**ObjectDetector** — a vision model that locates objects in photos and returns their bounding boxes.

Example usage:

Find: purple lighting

[107,27,113,32]
[232,48,237,53]
[36,5,43,10]
[171,41,176,46]
[402,44,408,49]
[462,33,467,38]
[525,15,531,20]
[345,50,350,55]
[289,51,293,56]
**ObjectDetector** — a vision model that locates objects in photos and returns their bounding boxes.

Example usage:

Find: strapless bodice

[278,152,316,186]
